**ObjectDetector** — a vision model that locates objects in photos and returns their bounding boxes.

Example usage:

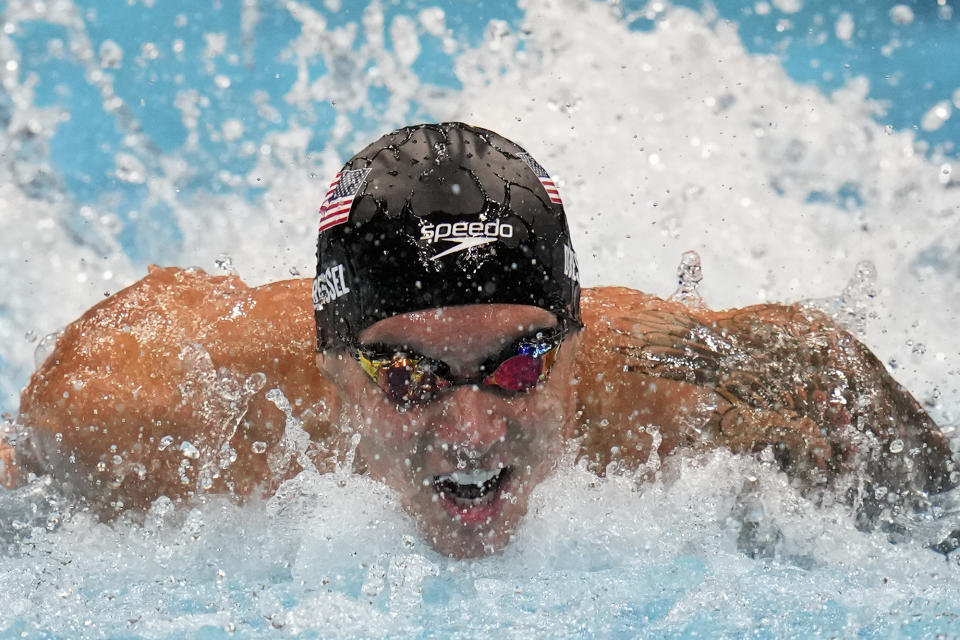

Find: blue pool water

[2,0,960,637]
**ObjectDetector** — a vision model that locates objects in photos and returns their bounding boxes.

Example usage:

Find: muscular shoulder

[51,265,313,353]
[24,267,316,410]
[574,287,721,474]
[573,287,953,496]
[17,267,338,508]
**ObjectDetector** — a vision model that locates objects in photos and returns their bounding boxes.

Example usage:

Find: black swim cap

[313,122,581,351]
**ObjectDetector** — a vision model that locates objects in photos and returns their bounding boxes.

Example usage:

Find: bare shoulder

[574,287,955,498]
[705,299,955,492]
[17,267,339,511]
[574,287,721,474]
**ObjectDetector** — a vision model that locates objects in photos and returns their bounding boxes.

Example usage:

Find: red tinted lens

[485,354,543,391]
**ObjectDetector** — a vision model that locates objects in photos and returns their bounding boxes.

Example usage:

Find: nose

[432,385,507,456]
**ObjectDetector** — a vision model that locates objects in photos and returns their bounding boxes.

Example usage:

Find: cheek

[510,375,577,452]
[354,392,428,453]
[502,395,568,455]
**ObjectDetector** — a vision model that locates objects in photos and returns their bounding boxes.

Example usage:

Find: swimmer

[5,123,957,558]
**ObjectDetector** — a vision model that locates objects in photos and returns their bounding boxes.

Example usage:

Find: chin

[420,515,517,559]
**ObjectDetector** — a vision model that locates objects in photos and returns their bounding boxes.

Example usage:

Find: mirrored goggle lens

[357,336,561,405]
[482,353,547,391]
[376,358,450,404]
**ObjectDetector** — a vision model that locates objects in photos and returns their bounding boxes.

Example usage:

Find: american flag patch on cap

[518,153,562,205]
[318,167,371,233]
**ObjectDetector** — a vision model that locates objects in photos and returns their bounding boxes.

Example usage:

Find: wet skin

[8,267,956,558]
[318,305,580,558]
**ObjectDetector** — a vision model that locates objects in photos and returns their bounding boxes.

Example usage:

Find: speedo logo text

[420,220,514,260]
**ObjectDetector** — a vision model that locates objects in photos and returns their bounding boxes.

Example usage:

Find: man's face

[318,304,580,558]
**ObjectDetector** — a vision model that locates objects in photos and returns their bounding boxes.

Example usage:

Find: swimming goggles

[354,329,564,407]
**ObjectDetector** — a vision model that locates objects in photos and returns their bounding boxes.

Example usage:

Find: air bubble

[198,467,216,490]
[889,439,904,454]
[939,163,952,185]
[252,441,268,454]
[218,445,238,469]
[835,12,854,41]
[114,153,146,183]
[140,42,160,60]
[920,100,951,132]
[222,118,243,140]
[244,372,267,394]
[889,4,914,24]
[180,441,201,459]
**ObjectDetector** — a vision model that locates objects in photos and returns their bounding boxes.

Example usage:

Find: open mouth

[432,467,512,523]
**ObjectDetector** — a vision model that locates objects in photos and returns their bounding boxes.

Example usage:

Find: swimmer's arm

[704,303,955,491]
[17,266,340,510]
[576,288,832,477]
[575,287,724,474]
[577,287,954,491]
[0,439,16,488]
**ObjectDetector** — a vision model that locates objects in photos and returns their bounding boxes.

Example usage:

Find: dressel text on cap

[313,263,351,308]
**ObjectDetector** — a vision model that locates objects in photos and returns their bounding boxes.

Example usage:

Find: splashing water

[804,259,880,337]
[32,330,62,369]
[668,250,706,308]
[264,387,315,474]
[214,253,239,277]
[2,0,960,637]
